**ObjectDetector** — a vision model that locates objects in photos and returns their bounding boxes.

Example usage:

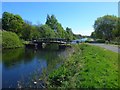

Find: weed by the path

[48,44,119,88]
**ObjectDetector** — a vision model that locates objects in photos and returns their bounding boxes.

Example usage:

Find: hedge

[2,31,23,49]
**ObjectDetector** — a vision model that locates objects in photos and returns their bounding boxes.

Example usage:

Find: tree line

[91,15,120,42]
[2,12,79,41]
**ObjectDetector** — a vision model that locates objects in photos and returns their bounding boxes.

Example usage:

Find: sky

[1,0,119,2]
[2,2,118,36]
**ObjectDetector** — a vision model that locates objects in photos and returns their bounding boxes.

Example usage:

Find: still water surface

[1,48,67,88]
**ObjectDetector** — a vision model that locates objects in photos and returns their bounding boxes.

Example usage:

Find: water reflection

[2,48,67,88]
[2,48,25,68]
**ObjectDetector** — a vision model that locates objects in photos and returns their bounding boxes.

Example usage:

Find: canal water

[1,48,68,88]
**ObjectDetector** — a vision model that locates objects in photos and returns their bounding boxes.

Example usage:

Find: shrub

[96,39,105,43]
[2,31,23,49]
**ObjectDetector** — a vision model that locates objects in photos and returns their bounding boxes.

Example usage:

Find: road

[89,43,120,53]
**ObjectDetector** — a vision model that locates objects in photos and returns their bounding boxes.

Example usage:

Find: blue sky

[2,2,118,35]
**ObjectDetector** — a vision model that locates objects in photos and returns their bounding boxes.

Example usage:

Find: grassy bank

[2,31,23,49]
[48,44,119,88]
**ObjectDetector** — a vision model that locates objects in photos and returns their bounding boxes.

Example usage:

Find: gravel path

[89,43,120,53]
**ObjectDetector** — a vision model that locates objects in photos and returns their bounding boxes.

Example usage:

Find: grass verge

[47,44,119,88]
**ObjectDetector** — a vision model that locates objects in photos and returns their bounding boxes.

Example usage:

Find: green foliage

[2,12,78,49]
[65,27,74,40]
[49,66,69,87]
[2,48,25,67]
[39,24,55,38]
[2,31,23,48]
[46,15,58,30]
[21,23,40,40]
[45,14,76,39]
[96,39,105,43]
[0,19,1,29]
[48,44,119,88]
[55,23,65,38]
[112,17,120,41]
[93,15,118,41]
[46,15,65,38]
[91,32,96,39]
[31,26,40,40]
[21,23,32,40]
[2,12,24,35]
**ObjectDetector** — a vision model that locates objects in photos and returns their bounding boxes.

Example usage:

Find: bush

[96,39,105,43]
[85,39,105,43]
[2,31,23,49]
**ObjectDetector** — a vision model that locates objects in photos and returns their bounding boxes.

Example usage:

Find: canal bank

[47,44,119,88]
[1,43,119,88]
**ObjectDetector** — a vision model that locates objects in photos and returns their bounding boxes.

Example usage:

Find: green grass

[48,44,119,88]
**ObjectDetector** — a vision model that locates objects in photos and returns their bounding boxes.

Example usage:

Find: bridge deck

[32,38,69,44]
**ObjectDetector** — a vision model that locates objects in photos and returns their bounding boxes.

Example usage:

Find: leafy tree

[55,23,66,38]
[73,34,78,40]
[21,21,40,40]
[2,12,77,42]
[0,19,1,29]
[31,26,40,40]
[93,15,118,41]
[91,32,96,39]
[113,17,120,37]
[46,14,58,30]
[65,27,74,40]
[73,34,81,39]
[46,14,67,38]
[21,23,32,40]
[39,24,55,38]
[2,12,24,35]
[112,17,120,42]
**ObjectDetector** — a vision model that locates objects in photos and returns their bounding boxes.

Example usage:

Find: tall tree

[21,22,40,40]
[46,14,67,38]
[21,23,32,40]
[2,12,24,35]
[46,14,58,30]
[0,19,1,30]
[39,24,55,38]
[93,15,118,41]
[65,27,74,40]
[31,26,40,40]
[55,23,66,38]
[91,32,96,39]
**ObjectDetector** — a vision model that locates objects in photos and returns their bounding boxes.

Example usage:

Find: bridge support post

[59,44,66,49]
[37,42,43,49]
